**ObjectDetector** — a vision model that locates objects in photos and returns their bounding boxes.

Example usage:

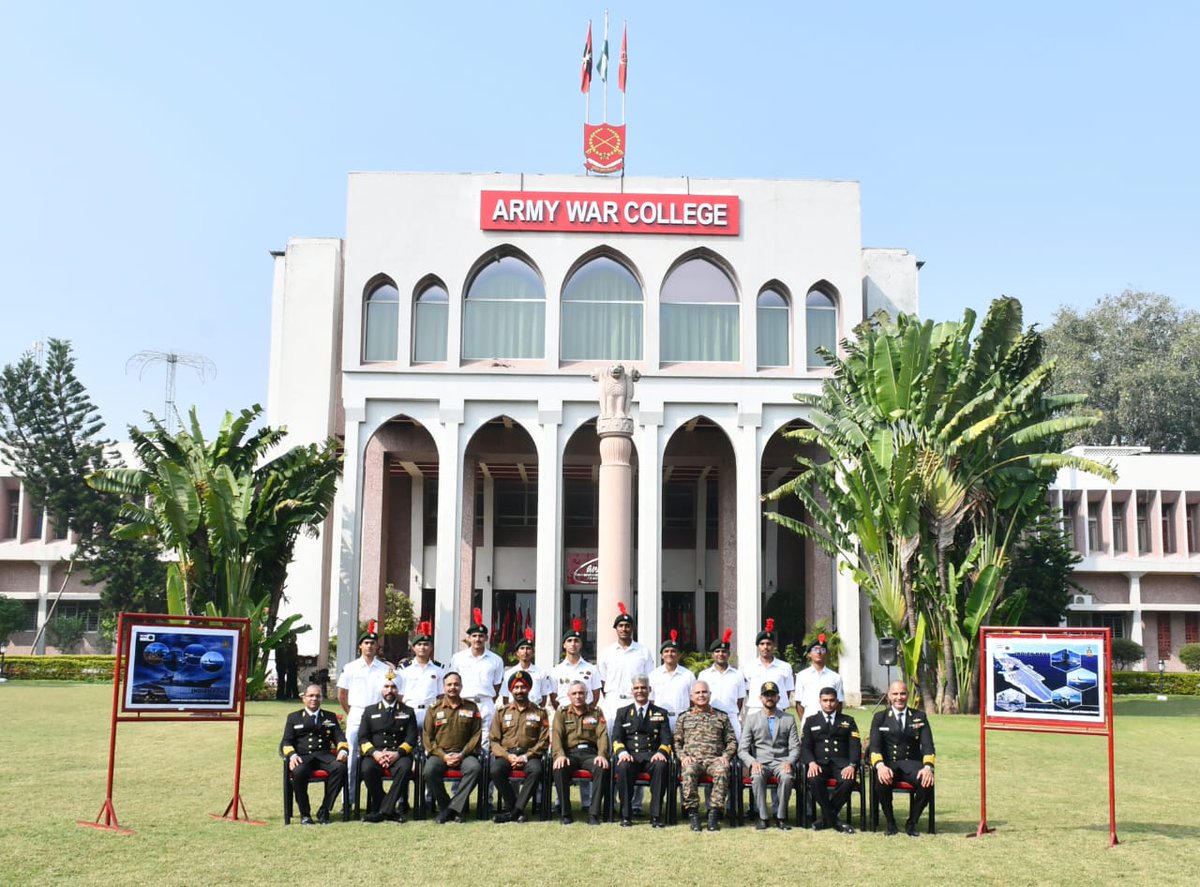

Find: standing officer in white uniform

[698,629,747,742]
[448,608,505,749]
[336,621,392,809]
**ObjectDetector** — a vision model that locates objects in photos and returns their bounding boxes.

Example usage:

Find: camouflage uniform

[674,706,736,813]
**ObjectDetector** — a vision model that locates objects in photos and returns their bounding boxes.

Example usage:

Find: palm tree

[88,405,341,692]
[768,298,1115,712]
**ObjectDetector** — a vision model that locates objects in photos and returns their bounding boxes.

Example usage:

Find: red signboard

[566,551,599,586]
[481,190,740,236]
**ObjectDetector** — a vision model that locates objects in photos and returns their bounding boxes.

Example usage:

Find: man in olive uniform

[358,675,418,823]
[422,671,483,824]
[611,674,671,828]
[674,680,736,832]
[280,683,350,824]
[869,680,936,837]
[551,680,609,825]
[801,685,861,833]
[489,669,550,823]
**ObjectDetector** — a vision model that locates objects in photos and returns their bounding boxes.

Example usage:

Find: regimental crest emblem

[584,123,626,174]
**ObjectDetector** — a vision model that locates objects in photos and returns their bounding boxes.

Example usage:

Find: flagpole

[621,19,626,126]
[603,10,609,123]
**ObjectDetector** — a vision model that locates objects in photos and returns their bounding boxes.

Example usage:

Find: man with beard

[738,681,799,830]
[490,669,550,823]
[801,686,861,833]
[359,675,418,823]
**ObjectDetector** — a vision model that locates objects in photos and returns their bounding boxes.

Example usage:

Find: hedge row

[1111,670,1200,695]
[3,656,116,682]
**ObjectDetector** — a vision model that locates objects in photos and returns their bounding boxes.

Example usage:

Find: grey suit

[738,708,800,822]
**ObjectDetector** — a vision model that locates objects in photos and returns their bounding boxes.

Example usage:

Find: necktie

[828,714,835,730]
[637,707,644,722]
[897,711,905,731]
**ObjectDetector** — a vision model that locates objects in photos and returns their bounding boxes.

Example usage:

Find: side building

[1053,446,1200,671]
[267,172,921,703]
[0,459,101,654]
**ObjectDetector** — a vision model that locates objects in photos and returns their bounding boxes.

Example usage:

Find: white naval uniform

[793,665,844,722]
[742,657,796,714]
[449,647,505,748]
[336,655,392,803]
[698,663,747,741]
[397,658,443,732]
[597,640,655,724]
[500,662,554,706]
[648,664,695,732]
[549,656,601,709]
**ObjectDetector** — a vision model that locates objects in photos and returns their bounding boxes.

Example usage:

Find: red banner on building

[481,190,740,236]
[584,123,626,173]
[566,552,599,586]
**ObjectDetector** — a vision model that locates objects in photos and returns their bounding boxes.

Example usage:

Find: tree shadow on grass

[1113,697,1200,718]
[1086,821,1200,840]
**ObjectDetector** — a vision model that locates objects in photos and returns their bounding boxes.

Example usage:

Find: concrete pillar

[35,561,52,655]
[535,410,563,668]
[1128,571,1145,670]
[359,437,386,623]
[734,422,760,662]
[595,366,639,652]
[334,409,367,668]
[409,475,425,609]
[434,410,464,655]
[635,416,663,654]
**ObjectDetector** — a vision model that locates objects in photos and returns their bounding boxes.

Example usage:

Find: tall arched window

[412,279,448,362]
[806,286,838,369]
[363,279,399,362]
[561,255,643,361]
[757,286,790,368]
[660,256,739,362]
[463,253,545,359]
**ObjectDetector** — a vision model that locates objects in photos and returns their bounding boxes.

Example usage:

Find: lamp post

[0,639,8,683]
[1158,657,1166,696]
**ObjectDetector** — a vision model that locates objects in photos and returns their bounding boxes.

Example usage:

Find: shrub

[1111,670,1200,696]
[1110,638,1145,669]
[3,655,116,681]
[46,615,86,653]
[1179,644,1200,672]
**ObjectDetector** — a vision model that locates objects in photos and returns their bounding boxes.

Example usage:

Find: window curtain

[364,300,399,361]
[757,304,789,367]
[464,300,545,359]
[561,258,643,360]
[806,305,837,368]
[660,304,739,362]
[412,301,448,362]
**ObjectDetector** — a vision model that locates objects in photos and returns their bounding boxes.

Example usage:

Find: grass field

[3,683,1197,886]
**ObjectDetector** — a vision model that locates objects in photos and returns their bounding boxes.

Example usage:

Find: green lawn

[3,683,1197,886]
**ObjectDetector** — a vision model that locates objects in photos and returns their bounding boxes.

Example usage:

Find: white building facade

[267,172,921,703]
[1053,446,1200,670]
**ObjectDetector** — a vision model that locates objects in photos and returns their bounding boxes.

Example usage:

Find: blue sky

[2,2,1197,437]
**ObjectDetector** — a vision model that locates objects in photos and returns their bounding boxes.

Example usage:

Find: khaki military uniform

[490,701,550,816]
[674,706,736,813]
[422,697,483,817]
[552,703,609,819]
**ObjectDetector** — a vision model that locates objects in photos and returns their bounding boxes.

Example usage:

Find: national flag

[618,23,627,92]
[581,22,593,93]
[598,18,609,83]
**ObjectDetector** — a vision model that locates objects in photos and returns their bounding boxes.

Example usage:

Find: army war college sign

[480,190,740,236]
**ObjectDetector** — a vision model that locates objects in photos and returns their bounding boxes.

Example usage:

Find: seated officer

[489,669,550,823]
[422,671,484,824]
[552,680,609,825]
[869,680,936,837]
[280,683,349,825]
[800,685,861,833]
[611,673,671,828]
[359,675,418,823]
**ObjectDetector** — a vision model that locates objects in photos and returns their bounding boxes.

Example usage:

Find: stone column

[594,365,639,651]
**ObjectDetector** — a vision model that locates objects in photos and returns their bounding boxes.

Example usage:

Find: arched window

[806,286,838,369]
[757,286,790,368]
[412,279,448,362]
[660,256,739,362]
[561,255,643,361]
[463,253,545,359]
[363,279,399,362]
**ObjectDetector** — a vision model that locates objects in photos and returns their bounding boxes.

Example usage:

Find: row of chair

[283,749,934,831]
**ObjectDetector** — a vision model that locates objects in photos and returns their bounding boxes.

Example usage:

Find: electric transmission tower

[126,350,217,433]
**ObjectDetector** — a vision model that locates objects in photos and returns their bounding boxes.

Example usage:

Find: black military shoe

[621,817,633,827]
[435,808,454,825]
[362,812,385,823]
[756,818,769,830]
[493,812,513,824]
[651,817,665,829]
[299,815,315,826]
[905,821,920,838]
[775,818,792,831]
[707,811,721,832]
[812,820,828,831]
[513,812,527,823]
[885,819,899,836]
[392,812,406,824]
[316,810,331,825]
[834,821,855,835]
[587,814,601,826]
[688,812,702,832]
[560,816,574,826]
